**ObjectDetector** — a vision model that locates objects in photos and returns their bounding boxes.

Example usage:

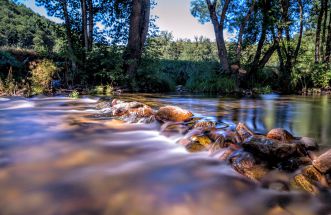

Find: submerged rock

[312,149,331,173]
[185,141,207,153]
[194,120,216,128]
[156,106,193,122]
[96,100,113,110]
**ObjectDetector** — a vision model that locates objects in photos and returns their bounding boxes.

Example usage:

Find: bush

[69,90,79,99]
[30,59,58,94]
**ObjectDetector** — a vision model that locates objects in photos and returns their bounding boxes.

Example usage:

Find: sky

[19,0,232,41]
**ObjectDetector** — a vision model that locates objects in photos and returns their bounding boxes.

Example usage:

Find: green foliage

[186,66,236,93]
[69,90,79,98]
[311,64,331,88]
[89,84,113,95]
[30,59,58,94]
[0,0,61,54]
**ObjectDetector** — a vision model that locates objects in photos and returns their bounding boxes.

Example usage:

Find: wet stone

[266,128,294,142]
[312,149,331,173]
[185,141,207,153]
[292,174,317,194]
[190,135,213,147]
[242,137,305,161]
[301,165,326,184]
[194,121,216,128]
[156,106,193,122]
[96,101,112,110]
[236,123,254,142]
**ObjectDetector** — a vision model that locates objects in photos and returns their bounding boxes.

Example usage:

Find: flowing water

[0,94,330,215]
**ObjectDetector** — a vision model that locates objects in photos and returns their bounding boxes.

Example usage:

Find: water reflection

[119,94,331,147]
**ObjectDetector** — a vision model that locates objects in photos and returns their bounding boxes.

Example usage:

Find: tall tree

[191,0,231,73]
[315,0,324,63]
[87,0,93,50]
[325,7,331,64]
[276,0,304,91]
[320,0,328,59]
[123,0,151,79]
[236,0,255,65]
[81,0,89,50]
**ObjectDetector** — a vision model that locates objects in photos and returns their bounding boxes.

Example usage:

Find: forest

[0,0,330,95]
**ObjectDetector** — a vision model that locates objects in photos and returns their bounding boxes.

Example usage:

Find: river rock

[194,120,216,128]
[312,149,331,173]
[292,174,317,194]
[96,101,113,109]
[242,137,305,162]
[266,128,294,142]
[156,106,193,122]
[291,165,328,194]
[236,123,254,142]
[228,150,268,181]
[296,137,318,151]
[185,141,207,153]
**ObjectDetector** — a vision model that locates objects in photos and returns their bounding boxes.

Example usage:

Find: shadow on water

[0,94,330,214]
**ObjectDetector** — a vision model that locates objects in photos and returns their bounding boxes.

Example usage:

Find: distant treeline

[0,0,330,95]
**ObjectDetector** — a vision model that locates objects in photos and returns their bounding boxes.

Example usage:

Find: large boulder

[242,137,305,161]
[312,149,331,173]
[156,106,193,122]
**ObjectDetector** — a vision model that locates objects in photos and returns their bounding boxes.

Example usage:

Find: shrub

[69,90,79,99]
[30,59,57,94]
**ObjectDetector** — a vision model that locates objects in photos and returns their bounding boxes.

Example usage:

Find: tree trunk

[249,0,269,75]
[81,0,88,50]
[325,8,331,64]
[123,0,151,79]
[236,0,255,65]
[61,0,76,74]
[205,0,230,74]
[293,0,303,63]
[321,0,328,58]
[315,0,324,63]
[88,0,93,50]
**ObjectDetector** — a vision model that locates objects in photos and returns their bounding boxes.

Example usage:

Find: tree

[191,0,231,74]
[123,0,151,81]
[315,0,325,63]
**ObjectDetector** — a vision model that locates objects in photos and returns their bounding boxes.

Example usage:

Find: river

[0,94,330,214]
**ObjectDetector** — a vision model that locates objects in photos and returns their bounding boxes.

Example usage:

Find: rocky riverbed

[96,98,331,196]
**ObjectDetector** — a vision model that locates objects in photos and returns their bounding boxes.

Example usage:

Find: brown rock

[292,174,317,194]
[128,105,154,118]
[156,106,193,122]
[301,165,326,184]
[236,123,254,142]
[312,149,331,173]
[266,128,294,142]
[194,121,216,128]
[185,142,207,153]
[190,135,213,147]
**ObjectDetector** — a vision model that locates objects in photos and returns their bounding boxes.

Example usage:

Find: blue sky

[19,0,232,40]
